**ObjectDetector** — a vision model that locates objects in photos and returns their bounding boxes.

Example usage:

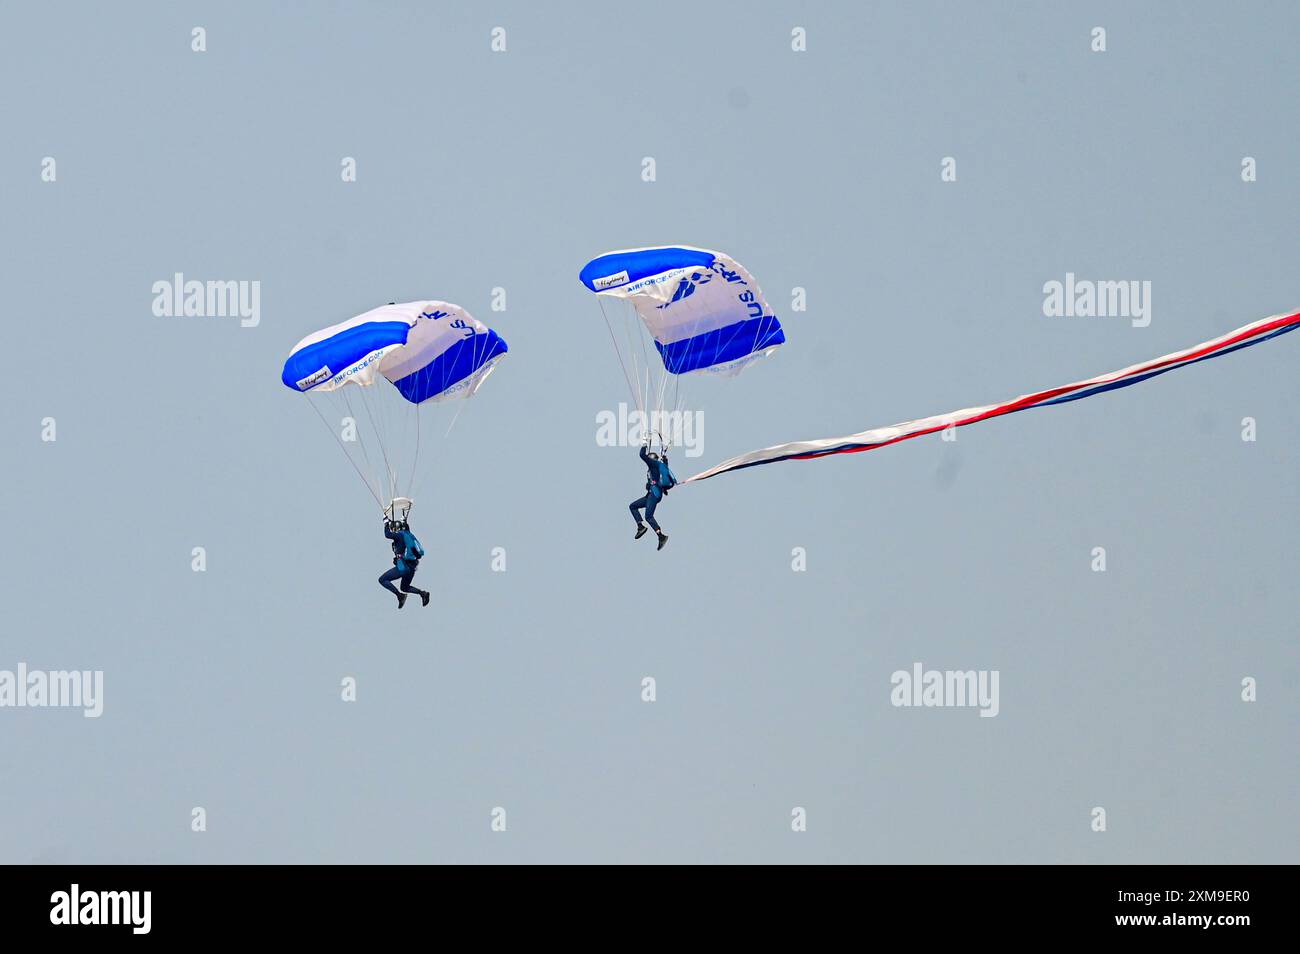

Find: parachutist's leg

[399,570,427,596]
[630,496,648,527]
[400,568,431,607]
[379,566,404,599]
[643,493,662,533]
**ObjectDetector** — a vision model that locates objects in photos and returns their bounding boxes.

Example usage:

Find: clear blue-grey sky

[1,1,1296,863]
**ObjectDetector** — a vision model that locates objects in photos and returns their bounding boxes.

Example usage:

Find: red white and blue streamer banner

[685,309,1300,484]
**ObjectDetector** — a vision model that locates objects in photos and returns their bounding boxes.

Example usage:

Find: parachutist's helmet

[648,452,659,461]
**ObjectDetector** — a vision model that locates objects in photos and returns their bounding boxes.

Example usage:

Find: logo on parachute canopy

[656,270,714,310]
[295,366,333,390]
[591,270,630,291]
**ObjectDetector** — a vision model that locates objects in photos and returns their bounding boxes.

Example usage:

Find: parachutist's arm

[639,445,650,464]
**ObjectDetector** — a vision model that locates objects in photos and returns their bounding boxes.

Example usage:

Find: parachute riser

[384,497,414,523]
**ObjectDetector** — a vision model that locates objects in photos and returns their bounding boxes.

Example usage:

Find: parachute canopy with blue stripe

[579,246,785,376]
[281,301,507,404]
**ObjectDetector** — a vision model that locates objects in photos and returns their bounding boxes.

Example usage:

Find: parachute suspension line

[712,310,757,364]
[376,385,404,504]
[657,363,672,419]
[463,320,491,414]
[625,301,647,416]
[359,385,392,503]
[623,298,648,415]
[643,364,651,424]
[637,359,645,416]
[444,394,469,438]
[648,359,658,415]
[406,399,422,503]
[339,384,379,490]
[356,383,398,503]
[433,326,491,484]
[346,389,389,505]
[598,296,643,416]
[306,397,384,508]
[385,389,405,503]
[641,311,671,424]
[758,304,778,356]
[668,279,721,429]
[637,304,654,410]
[669,290,698,433]
[342,384,388,499]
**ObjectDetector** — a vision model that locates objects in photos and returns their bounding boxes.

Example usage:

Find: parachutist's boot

[634,524,649,540]
[397,593,408,609]
[656,532,669,551]
[419,590,430,607]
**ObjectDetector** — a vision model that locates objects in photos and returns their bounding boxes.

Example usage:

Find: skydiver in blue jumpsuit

[380,519,430,608]
[630,442,674,550]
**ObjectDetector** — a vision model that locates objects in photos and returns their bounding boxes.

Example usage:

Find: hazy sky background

[2,1,1296,863]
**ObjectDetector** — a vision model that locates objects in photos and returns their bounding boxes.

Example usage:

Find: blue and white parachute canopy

[281,301,507,404]
[579,246,785,376]
[685,309,1300,483]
